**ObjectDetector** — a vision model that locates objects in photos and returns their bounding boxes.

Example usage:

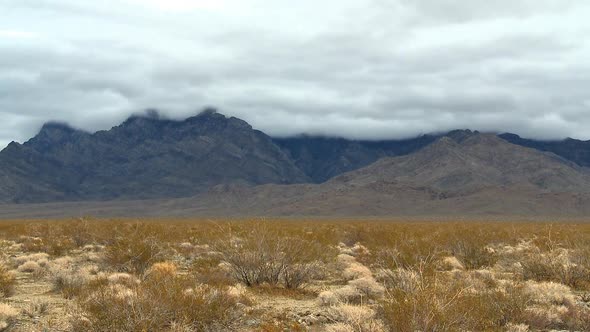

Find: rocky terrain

[0,110,309,203]
[2,110,590,218]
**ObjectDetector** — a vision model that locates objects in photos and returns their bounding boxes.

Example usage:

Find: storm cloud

[1,0,590,148]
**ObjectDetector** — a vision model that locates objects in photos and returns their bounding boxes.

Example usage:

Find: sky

[1,0,590,148]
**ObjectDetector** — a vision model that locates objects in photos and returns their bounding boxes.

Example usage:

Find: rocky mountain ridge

[2,109,590,212]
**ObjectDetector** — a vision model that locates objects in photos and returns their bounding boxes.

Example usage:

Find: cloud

[1,0,590,148]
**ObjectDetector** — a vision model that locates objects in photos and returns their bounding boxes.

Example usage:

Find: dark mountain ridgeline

[181,133,590,217]
[499,133,590,168]
[0,110,309,203]
[1,110,590,210]
[273,134,437,182]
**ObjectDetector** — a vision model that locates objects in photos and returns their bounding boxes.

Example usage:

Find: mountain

[499,133,590,168]
[0,110,309,203]
[2,110,590,216]
[173,133,590,217]
[4,131,589,219]
[273,135,437,182]
[274,129,590,184]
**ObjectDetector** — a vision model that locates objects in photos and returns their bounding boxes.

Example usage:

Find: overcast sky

[1,0,590,148]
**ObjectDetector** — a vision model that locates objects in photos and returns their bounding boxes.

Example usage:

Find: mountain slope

[0,110,309,203]
[2,132,590,218]
[333,134,590,194]
[3,110,590,209]
[273,135,437,182]
[275,131,590,184]
[499,133,590,168]
[182,133,590,216]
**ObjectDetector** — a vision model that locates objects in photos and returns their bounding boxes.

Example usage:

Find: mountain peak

[39,121,77,133]
[429,136,460,149]
[34,121,81,141]
[183,109,253,131]
[122,109,167,126]
[22,122,86,152]
[0,141,22,154]
[445,129,480,143]
[185,108,226,122]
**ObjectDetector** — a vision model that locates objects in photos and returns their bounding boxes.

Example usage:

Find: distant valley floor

[1,190,590,221]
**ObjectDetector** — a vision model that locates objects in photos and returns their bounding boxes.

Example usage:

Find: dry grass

[0,263,16,298]
[71,266,247,331]
[0,219,589,331]
[379,267,532,331]
[103,223,171,274]
[0,303,18,331]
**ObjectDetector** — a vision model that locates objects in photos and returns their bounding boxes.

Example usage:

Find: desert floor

[1,219,589,331]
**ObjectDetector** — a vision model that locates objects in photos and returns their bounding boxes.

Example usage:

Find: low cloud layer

[1,0,590,148]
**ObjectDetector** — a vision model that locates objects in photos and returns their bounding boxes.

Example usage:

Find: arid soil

[1,219,590,331]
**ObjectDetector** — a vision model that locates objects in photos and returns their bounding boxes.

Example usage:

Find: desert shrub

[330,251,385,304]
[374,247,439,278]
[520,247,590,290]
[107,273,140,287]
[0,303,18,331]
[48,257,101,299]
[318,286,360,305]
[318,290,341,306]
[445,285,531,330]
[438,256,465,271]
[562,305,590,331]
[64,218,94,247]
[379,262,531,331]
[326,304,386,332]
[19,236,45,253]
[376,268,420,294]
[281,261,323,289]
[22,300,49,318]
[348,277,385,298]
[17,260,44,274]
[518,280,590,330]
[563,246,590,290]
[17,225,77,256]
[190,256,234,287]
[0,263,16,298]
[13,252,49,266]
[104,224,169,274]
[216,222,330,288]
[343,263,373,281]
[523,280,575,306]
[45,235,77,256]
[451,240,498,270]
[72,271,246,332]
[144,261,177,282]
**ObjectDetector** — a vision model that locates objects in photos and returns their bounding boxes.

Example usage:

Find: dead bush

[72,273,246,332]
[22,300,49,318]
[144,261,177,281]
[451,240,498,270]
[0,303,18,331]
[326,304,386,332]
[0,263,16,298]
[379,263,531,331]
[520,247,590,290]
[104,224,168,274]
[348,277,385,299]
[17,260,43,274]
[190,256,234,287]
[216,222,330,288]
[14,252,49,266]
[18,232,76,256]
[49,257,99,299]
